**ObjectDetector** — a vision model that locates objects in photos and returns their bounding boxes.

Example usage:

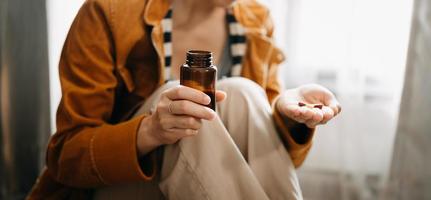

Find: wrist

[276,111,314,144]
[137,115,162,156]
[274,93,285,114]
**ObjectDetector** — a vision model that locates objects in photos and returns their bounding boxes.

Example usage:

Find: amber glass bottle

[180,50,217,110]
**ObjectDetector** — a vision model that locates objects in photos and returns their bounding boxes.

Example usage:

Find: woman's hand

[137,86,226,156]
[276,84,341,128]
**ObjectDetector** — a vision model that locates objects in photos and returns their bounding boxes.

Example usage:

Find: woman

[28,0,341,199]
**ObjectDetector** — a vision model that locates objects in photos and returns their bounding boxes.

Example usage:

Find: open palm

[276,84,341,128]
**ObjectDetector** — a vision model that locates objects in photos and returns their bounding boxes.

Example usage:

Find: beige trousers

[94,77,302,200]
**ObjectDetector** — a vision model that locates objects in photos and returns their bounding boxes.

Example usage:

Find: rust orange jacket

[28,0,315,199]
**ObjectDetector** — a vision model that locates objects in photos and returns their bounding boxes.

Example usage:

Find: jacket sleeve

[263,10,315,168]
[46,0,155,188]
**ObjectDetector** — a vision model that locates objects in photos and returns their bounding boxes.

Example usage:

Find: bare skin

[136,0,341,156]
[170,0,228,79]
[276,84,341,128]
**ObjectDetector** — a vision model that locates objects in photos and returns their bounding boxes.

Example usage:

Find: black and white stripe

[161,9,173,80]
[161,8,246,81]
[226,9,246,77]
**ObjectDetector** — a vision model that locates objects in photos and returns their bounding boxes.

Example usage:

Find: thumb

[325,97,341,116]
[215,90,227,102]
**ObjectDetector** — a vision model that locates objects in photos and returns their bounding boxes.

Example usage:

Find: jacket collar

[143,0,171,26]
[231,0,270,33]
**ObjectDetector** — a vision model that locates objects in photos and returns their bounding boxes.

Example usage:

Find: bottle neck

[186,50,213,67]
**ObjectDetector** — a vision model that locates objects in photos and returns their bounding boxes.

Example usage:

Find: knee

[217,77,267,100]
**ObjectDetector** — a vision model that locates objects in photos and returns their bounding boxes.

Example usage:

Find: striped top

[160,8,247,81]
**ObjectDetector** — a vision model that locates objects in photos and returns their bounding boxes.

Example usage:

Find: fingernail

[206,108,216,120]
[204,95,211,104]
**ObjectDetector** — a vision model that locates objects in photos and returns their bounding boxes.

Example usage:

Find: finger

[165,86,211,105]
[286,109,307,123]
[310,108,323,125]
[305,121,317,129]
[168,128,199,138]
[169,100,216,120]
[169,116,202,130]
[276,102,304,123]
[320,106,335,124]
[160,128,199,144]
[325,98,341,116]
[292,115,307,124]
[278,103,301,117]
[311,108,324,122]
[305,108,323,128]
[298,107,314,121]
[293,107,313,124]
[304,117,317,128]
[215,90,226,102]
[329,103,342,116]
[282,104,306,123]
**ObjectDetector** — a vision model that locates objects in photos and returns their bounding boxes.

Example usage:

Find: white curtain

[385,0,431,199]
[260,0,414,199]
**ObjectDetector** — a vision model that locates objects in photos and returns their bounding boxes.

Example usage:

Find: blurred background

[1,0,430,199]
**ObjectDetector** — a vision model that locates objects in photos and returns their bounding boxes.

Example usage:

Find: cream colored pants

[94,77,302,200]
